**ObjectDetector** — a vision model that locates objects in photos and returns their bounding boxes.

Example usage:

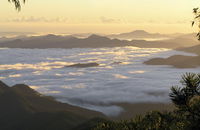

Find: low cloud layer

[0,47,199,116]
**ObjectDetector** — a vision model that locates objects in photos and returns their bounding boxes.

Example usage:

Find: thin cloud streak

[4,16,68,23]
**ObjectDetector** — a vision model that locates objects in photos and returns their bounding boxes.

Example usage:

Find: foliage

[8,0,25,11]
[169,73,200,129]
[192,8,200,40]
[94,112,187,130]
[94,73,200,130]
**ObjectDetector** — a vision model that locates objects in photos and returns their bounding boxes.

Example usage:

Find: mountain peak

[12,84,40,96]
[87,34,110,41]
[131,30,149,34]
[0,80,9,90]
[88,34,108,39]
[12,84,31,89]
[45,34,58,37]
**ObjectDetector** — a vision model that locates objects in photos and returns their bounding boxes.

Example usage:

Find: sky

[0,0,200,34]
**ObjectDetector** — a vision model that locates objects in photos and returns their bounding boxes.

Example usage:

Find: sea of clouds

[0,47,199,116]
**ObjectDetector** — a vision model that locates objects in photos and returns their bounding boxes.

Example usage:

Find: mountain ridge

[108,30,169,39]
[0,81,105,130]
[0,32,199,49]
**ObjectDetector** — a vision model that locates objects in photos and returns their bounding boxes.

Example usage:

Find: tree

[192,8,200,40]
[8,0,25,11]
[169,73,200,113]
[169,73,200,129]
[94,73,200,130]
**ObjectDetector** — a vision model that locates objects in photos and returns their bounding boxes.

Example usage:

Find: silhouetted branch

[192,8,200,40]
[8,0,25,11]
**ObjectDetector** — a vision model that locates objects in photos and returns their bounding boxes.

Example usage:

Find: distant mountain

[179,44,200,55]
[144,44,200,68]
[129,32,199,48]
[0,34,129,49]
[144,55,200,68]
[71,33,104,38]
[0,33,199,49]
[160,33,199,47]
[129,37,199,49]
[176,33,197,39]
[0,81,105,130]
[108,30,169,40]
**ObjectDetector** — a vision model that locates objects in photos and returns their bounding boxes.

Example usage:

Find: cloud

[100,16,121,23]
[2,47,197,116]
[5,16,68,23]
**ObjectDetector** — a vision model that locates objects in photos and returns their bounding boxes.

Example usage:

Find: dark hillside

[0,81,105,130]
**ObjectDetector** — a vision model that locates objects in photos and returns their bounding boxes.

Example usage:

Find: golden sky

[0,0,199,34]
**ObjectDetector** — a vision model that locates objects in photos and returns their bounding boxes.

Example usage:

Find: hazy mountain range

[108,30,170,40]
[0,30,199,49]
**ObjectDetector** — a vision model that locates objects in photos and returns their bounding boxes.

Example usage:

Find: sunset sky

[0,0,199,34]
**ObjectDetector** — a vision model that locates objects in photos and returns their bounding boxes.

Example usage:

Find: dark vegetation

[94,73,200,130]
